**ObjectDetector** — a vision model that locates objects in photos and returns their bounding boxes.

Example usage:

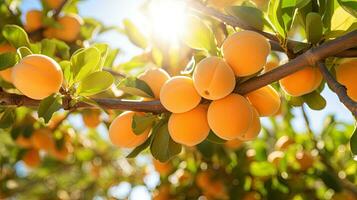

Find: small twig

[317,62,357,118]
[301,105,313,134]
[103,68,126,78]
[50,109,73,131]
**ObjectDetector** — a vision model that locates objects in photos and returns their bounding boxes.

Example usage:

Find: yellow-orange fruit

[237,108,261,141]
[45,15,82,42]
[264,54,280,72]
[45,0,65,9]
[279,66,322,96]
[109,111,150,148]
[336,59,357,101]
[160,76,201,113]
[196,171,227,199]
[82,110,101,128]
[12,54,63,100]
[49,144,71,160]
[168,105,210,146]
[0,44,15,83]
[275,136,294,150]
[222,31,271,77]
[224,139,243,150]
[193,57,236,100]
[153,185,171,200]
[268,151,284,166]
[15,135,33,148]
[245,85,281,116]
[208,94,253,140]
[31,128,54,151]
[25,10,43,32]
[22,149,40,168]
[138,68,170,99]
[153,159,172,176]
[296,151,314,171]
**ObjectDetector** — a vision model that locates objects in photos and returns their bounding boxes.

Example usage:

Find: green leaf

[0,52,18,70]
[104,49,119,68]
[350,124,357,155]
[303,91,327,110]
[226,6,264,30]
[132,113,156,135]
[41,39,70,59]
[92,43,109,68]
[250,161,277,177]
[338,0,357,17]
[127,135,153,158]
[285,94,304,107]
[2,25,30,48]
[181,16,217,55]
[317,170,343,192]
[71,47,101,82]
[123,19,148,49]
[77,71,114,96]
[60,61,73,86]
[150,122,182,162]
[17,47,32,59]
[331,6,357,31]
[117,77,154,98]
[38,94,62,123]
[306,12,323,44]
[207,131,227,144]
[268,0,286,36]
[0,109,15,129]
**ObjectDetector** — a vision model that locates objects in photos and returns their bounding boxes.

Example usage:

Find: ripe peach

[237,108,261,141]
[82,109,101,128]
[12,54,63,100]
[336,59,357,101]
[222,31,270,77]
[296,151,314,171]
[279,66,322,96]
[138,68,170,99]
[208,94,253,140]
[0,44,15,83]
[25,10,43,32]
[44,0,65,9]
[22,149,40,168]
[15,135,33,148]
[31,128,54,151]
[49,144,70,160]
[193,57,236,100]
[245,85,281,116]
[275,136,294,150]
[168,105,210,146]
[153,159,172,176]
[109,111,150,148]
[160,76,201,113]
[267,151,284,166]
[45,15,82,42]
[224,139,243,150]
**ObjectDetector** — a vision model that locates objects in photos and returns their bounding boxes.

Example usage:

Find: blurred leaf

[306,12,323,44]
[250,161,277,177]
[38,94,62,123]
[77,71,114,96]
[150,122,182,162]
[337,0,357,17]
[132,113,156,135]
[80,18,101,40]
[75,148,94,161]
[207,131,227,144]
[0,108,15,129]
[60,61,72,86]
[41,39,70,59]
[17,46,32,58]
[92,43,109,68]
[0,52,17,70]
[2,25,30,48]
[123,18,148,49]
[71,47,101,82]
[350,124,357,155]
[127,135,153,158]
[303,91,327,110]
[331,6,357,31]
[117,77,154,98]
[226,6,265,30]
[104,48,119,68]
[317,170,343,192]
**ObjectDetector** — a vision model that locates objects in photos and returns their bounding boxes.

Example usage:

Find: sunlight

[148,0,187,44]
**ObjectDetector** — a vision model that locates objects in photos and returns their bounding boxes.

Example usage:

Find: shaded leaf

[306,12,323,44]
[38,94,62,123]
[303,91,327,110]
[127,135,153,158]
[132,113,156,135]
[0,109,15,129]
[123,19,148,49]
[117,77,154,98]
[350,124,357,155]
[0,52,18,70]
[207,131,227,144]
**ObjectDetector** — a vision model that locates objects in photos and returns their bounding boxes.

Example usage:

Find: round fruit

[245,85,281,116]
[193,57,236,100]
[138,68,170,99]
[45,15,82,42]
[275,136,294,150]
[296,151,314,171]
[153,159,172,176]
[49,144,70,160]
[208,94,253,140]
[224,139,243,150]
[15,135,32,148]
[12,54,63,100]
[160,76,201,113]
[45,0,65,9]
[268,151,284,166]
[237,108,261,141]
[0,44,15,83]
[82,109,101,128]
[25,10,43,32]
[31,128,54,151]
[109,111,150,148]
[336,59,357,101]
[168,105,210,146]
[22,149,40,168]
[279,66,322,96]
[222,31,271,77]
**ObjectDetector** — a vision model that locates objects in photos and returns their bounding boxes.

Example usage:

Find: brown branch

[317,62,357,118]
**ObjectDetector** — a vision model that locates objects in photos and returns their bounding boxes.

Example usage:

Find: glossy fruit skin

[44,15,82,42]
[336,59,357,101]
[109,111,150,148]
[222,31,271,77]
[160,76,201,113]
[0,44,16,83]
[279,66,322,96]
[138,68,170,99]
[208,94,253,140]
[22,149,40,168]
[25,10,43,32]
[224,139,243,150]
[31,128,54,151]
[237,108,261,141]
[193,57,236,100]
[168,105,210,146]
[12,54,63,100]
[245,85,281,116]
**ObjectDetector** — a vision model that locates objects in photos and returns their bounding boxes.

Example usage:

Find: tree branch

[317,62,357,118]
